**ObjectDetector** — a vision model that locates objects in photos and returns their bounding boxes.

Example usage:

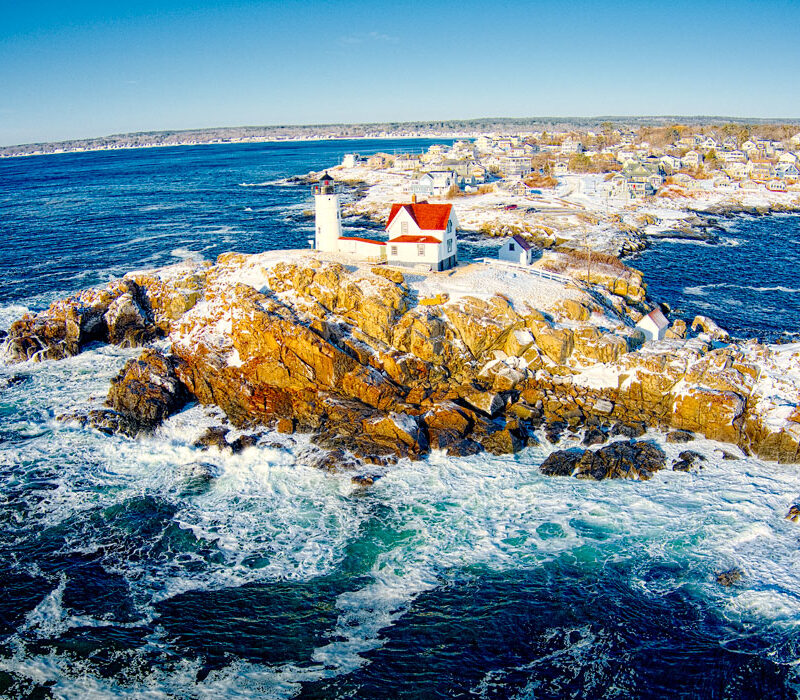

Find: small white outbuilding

[498,235,533,265]
[636,307,669,341]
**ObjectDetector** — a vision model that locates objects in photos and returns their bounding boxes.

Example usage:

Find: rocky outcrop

[2,262,208,363]
[541,441,666,480]
[5,280,136,362]
[7,253,800,465]
[105,349,191,432]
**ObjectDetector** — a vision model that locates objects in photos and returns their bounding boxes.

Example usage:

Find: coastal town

[317,124,800,258]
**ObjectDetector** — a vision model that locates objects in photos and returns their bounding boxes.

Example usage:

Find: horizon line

[4,115,800,151]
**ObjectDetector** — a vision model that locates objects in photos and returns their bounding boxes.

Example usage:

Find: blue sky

[1,0,799,146]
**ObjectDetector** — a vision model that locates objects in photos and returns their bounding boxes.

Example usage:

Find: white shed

[498,235,533,265]
[342,153,360,168]
[636,307,669,341]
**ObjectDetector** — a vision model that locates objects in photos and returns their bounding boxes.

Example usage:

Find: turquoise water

[1,142,800,698]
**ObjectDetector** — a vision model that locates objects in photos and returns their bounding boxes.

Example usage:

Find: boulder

[371,266,404,284]
[786,505,800,523]
[582,426,607,446]
[671,387,744,444]
[716,568,743,587]
[104,290,154,346]
[540,450,581,477]
[446,438,483,457]
[666,429,695,443]
[691,315,730,341]
[479,428,523,455]
[544,420,567,444]
[361,412,428,459]
[611,421,646,438]
[193,426,232,451]
[58,408,142,438]
[107,349,191,432]
[444,295,521,359]
[5,281,131,362]
[672,450,705,471]
[461,388,505,417]
[573,441,666,480]
[556,299,591,322]
[529,322,574,364]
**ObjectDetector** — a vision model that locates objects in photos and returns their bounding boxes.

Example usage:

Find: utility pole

[582,229,592,285]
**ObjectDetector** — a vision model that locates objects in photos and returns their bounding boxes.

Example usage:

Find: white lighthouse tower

[312,172,343,252]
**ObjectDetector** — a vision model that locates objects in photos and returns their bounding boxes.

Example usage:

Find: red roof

[339,236,386,246]
[386,202,453,231]
[388,235,441,244]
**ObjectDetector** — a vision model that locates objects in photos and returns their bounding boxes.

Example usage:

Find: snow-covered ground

[314,164,800,257]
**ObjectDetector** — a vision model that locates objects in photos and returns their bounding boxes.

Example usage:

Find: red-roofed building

[385,200,458,271]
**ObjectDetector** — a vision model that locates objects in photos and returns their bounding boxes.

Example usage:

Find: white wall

[338,238,386,261]
[636,317,666,341]
[314,194,342,252]
[498,241,530,265]
[387,241,442,267]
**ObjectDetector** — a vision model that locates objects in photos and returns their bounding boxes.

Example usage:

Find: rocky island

[4,248,799,475]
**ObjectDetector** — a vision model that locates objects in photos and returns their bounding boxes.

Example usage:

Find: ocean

[1,141,799,699]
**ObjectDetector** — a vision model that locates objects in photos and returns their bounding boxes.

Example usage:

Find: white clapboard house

[385,199,458,271]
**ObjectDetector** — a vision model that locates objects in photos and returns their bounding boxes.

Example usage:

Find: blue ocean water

[1,142,800,698]
[629,215,800,342]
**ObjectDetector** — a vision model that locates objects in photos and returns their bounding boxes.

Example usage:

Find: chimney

[411,194,417,203]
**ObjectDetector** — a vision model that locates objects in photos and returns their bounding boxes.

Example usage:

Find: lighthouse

[312,172,342,252]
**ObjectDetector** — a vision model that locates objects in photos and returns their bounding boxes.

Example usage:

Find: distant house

[776,163,799,181]
[386,200,458,271]
[622,163,659,197]
[367,153,390,169]
[560,137,583,154]
[393,154,422,170]
[747,160,774,181]
[699,136,718,150]
[553,160,568,176]
[501,155,533,179]
[409,171,457,198]
[410,173,435,198]
[636,308,669,341]
[498,235,534,265]
[681,150,703,169]
[659,155,682,174]
[724,162,748,180]
[719,150,746,164]
[766,180,787,192]
[741,140,758,155]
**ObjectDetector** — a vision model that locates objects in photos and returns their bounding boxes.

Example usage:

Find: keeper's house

[385,200,458,271]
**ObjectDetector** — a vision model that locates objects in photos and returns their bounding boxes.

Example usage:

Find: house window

[401,221,408,235]
[447,239,453,252]
[509,243,515,251]
[417,244,425,256]
[390,246,398,256]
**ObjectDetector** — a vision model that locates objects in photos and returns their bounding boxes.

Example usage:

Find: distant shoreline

[0,133,471,160]
[3,115,798,159]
